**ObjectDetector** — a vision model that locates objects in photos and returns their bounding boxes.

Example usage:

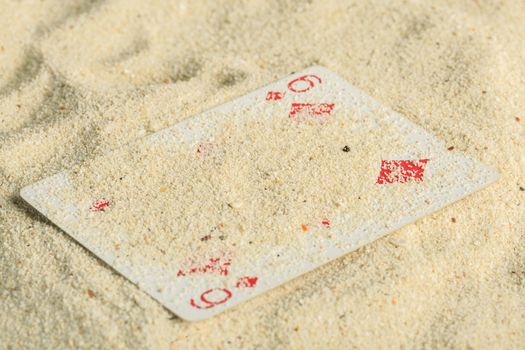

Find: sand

[0,0,524,349]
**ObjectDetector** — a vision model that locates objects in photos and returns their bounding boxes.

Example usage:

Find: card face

[20,66,498,321]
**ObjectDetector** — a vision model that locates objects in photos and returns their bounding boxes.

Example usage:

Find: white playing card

[20,66,498,321]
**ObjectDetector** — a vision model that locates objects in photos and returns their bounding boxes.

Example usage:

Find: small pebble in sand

[447,146,454,151]
[87,289,96,298]
[229,201,243,209]
[342,145,350,152]
[451,218,457,223]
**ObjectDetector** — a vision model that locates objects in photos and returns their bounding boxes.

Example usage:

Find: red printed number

[189,276,260,310]
[287,74,322,93]
[376,159,429,184]
[190,288,232,309]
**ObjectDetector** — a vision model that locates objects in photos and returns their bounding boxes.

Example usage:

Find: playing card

[20,66,498,321]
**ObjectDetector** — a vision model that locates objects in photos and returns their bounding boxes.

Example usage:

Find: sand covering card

[21,66,498,321]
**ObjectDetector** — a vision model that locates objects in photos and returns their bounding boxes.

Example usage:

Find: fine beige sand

[1,0,524,349]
